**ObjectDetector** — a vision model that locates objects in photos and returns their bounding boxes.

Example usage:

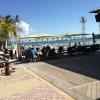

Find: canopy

[22,33,55,39]
[62,32,75,37]
[89,7,100,13]
[52,32,75,38]
[62,33,90,37]
[20,33,90,39]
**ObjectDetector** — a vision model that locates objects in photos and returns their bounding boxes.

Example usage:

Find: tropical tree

[0,15,16,49]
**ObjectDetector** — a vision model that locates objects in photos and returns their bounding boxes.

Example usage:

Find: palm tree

[0,15,16,49]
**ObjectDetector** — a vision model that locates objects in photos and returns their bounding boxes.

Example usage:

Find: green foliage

[0,15,16,42]
[0,15,17,48]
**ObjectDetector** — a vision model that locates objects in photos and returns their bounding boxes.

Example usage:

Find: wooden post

[5,62,10,75]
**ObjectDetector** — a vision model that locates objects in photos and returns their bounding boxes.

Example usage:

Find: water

[9,37,100,50]
[20,38,100,47]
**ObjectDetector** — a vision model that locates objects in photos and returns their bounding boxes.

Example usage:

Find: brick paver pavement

[23,53,100,100]
[2,85,67,100]
[0,64,74,100]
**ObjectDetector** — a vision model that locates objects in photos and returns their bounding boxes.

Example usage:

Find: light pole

[80,17,86,34]
[15,15,20,58]
[80,16,87,43]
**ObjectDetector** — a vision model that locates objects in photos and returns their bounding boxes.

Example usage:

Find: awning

[89,7,100,13]
[62,33,90,37]
[21,33,55,39]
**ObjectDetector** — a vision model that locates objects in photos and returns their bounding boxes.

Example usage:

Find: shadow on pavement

[44,51,100,80]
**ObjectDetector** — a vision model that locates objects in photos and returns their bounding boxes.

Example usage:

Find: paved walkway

[69,81,100,100]
[23,52,100,100]
[0,52,100,100]
[0,64,74,100]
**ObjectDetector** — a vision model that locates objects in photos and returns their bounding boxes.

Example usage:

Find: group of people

[20,45,56,62]
[67,42,99,55]
[20,42,83,62]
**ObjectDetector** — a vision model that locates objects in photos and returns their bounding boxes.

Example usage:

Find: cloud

[16,21,38,37]
[16,21,30,37]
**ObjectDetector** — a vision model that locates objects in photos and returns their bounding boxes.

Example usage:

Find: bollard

[5,62,10,75]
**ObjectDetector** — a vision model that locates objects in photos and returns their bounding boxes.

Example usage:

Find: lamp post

[15,15,20,58]
[80,16,87,44]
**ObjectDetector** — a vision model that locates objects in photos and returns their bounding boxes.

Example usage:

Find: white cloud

[16,21,30,37]
[16,21,38,37]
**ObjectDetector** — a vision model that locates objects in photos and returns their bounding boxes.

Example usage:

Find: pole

[99,22,100,34]
[15,15,20,58]
[80,16,86,45]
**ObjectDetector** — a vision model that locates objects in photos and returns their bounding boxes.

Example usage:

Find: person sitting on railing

[48,48,56,59]
[67,44,72,55]
[67,42,78,55]
[90,44,99,52]
[58,46,64,56]
[73,42,77,48]
[70,42,77,54]
[77,42,82,54]
[35,47,42,61]
[46,45,51,57]
[41,46,46,60]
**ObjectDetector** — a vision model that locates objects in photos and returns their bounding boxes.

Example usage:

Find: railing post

[5,61,10,75]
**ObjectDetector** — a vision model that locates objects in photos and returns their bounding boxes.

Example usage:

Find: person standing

[9,50,13,59]
[31,48,36,61]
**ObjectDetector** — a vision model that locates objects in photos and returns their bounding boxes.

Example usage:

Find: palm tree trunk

[0,41,2,50]
[5,38,8,48]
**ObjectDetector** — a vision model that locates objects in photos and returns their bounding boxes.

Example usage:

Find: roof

[20,33,91,39]
[89,7,100,13]
[21,33,55,39]
[62,33,90,37]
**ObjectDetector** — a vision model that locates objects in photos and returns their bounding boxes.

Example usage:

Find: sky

[0,0,100,35]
